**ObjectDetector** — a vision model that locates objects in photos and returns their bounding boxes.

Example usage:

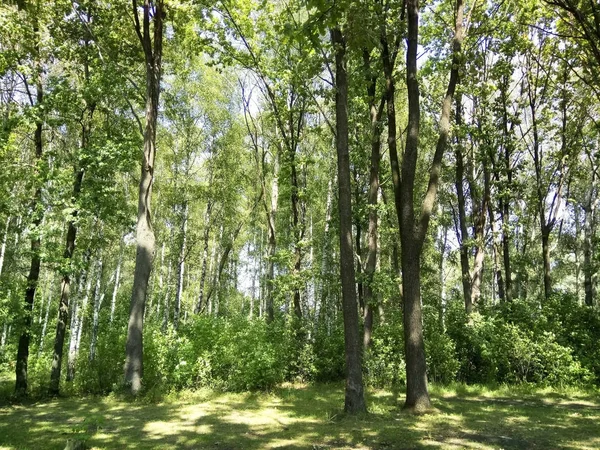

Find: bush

[312,320,345,382]
[364,311,406,388]
[446,298,593,386]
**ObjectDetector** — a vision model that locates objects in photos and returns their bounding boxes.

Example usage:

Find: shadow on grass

[0,384,599,449]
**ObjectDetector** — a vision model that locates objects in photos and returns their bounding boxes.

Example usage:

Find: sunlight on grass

[0,383,599,449]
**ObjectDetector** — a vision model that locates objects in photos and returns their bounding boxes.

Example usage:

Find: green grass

[0,382,599,449]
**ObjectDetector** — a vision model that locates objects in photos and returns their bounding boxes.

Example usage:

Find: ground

[0,383,599,449]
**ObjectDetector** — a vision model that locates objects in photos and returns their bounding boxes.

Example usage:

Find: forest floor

[0,382,599,449]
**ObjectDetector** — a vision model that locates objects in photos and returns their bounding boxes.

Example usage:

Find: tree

[388,0,465,411]
[14,0,46,395]
[124,0,165,395]
[331,26,367,415]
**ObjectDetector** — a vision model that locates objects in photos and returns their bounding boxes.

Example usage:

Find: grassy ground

[0,382,599,449]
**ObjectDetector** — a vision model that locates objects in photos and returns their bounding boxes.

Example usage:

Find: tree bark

[110,241,123,323]
[331,27,367,414]
[89,257,104,361]
[265,159,279,322]
[498,75,513,301]
[49,91,93,393]
[393,0,463,412]
[195,201,212,314]
[485,161,505,303]
[174,201,188,329]
[67,263,92,381]
[454,115,472,312]
[362,50,385,350]
[124,0,165,395]
[15,39,44,395]
[583,168,596,306]
[0,216,10,277]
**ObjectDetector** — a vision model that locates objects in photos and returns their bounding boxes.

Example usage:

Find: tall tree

[49,3,96,395]
[14,0,45,395]
[124,0,165,394]
[331,26,367,414]
[389,0,465,411]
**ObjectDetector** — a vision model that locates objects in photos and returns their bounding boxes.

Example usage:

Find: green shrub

[364,311,406,388]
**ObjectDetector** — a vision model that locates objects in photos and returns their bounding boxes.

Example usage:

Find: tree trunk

[498,77,513,302]
[174,201,188,329]
[67,263,92,381]
[530,89,553,302]
[124,0,164,395]
[265,168,278,322]
[162,259,172,331]
[110,242,123,323]
[485,163,505,303]
[15,57,44,396]
[50,136,89,394]
[318,175,334,321]
[89,257,104,361]
[362,50,385,350]
[38,281,53,356]
[541,226,552,300]
[331,27,367,414]
[0,216,10,277]
[394,0,463,412]
[291,151,303,320]
[454,121,472,312]
[195,201,212,314]
[1,322,9,351]
[583,174,596,306]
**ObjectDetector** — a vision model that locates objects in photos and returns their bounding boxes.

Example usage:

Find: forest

[0,0,600,447]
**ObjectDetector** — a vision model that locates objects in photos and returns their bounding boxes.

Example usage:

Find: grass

[0,382,599,449]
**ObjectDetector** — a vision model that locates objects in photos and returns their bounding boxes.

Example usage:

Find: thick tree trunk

[124,0,164,395]
[393,0,463,412]
[331,27,367,414]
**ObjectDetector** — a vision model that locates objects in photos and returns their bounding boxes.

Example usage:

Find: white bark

[0,216,10,277]
[67,264,93,380]
[110,247,123,323]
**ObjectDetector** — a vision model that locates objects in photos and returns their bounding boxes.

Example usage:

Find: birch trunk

[195,202,212,314]
[0,216,10,277]
[174,201,188,329]
[67,264,92,381]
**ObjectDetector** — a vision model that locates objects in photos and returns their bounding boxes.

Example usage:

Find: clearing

[0,383,599,449]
